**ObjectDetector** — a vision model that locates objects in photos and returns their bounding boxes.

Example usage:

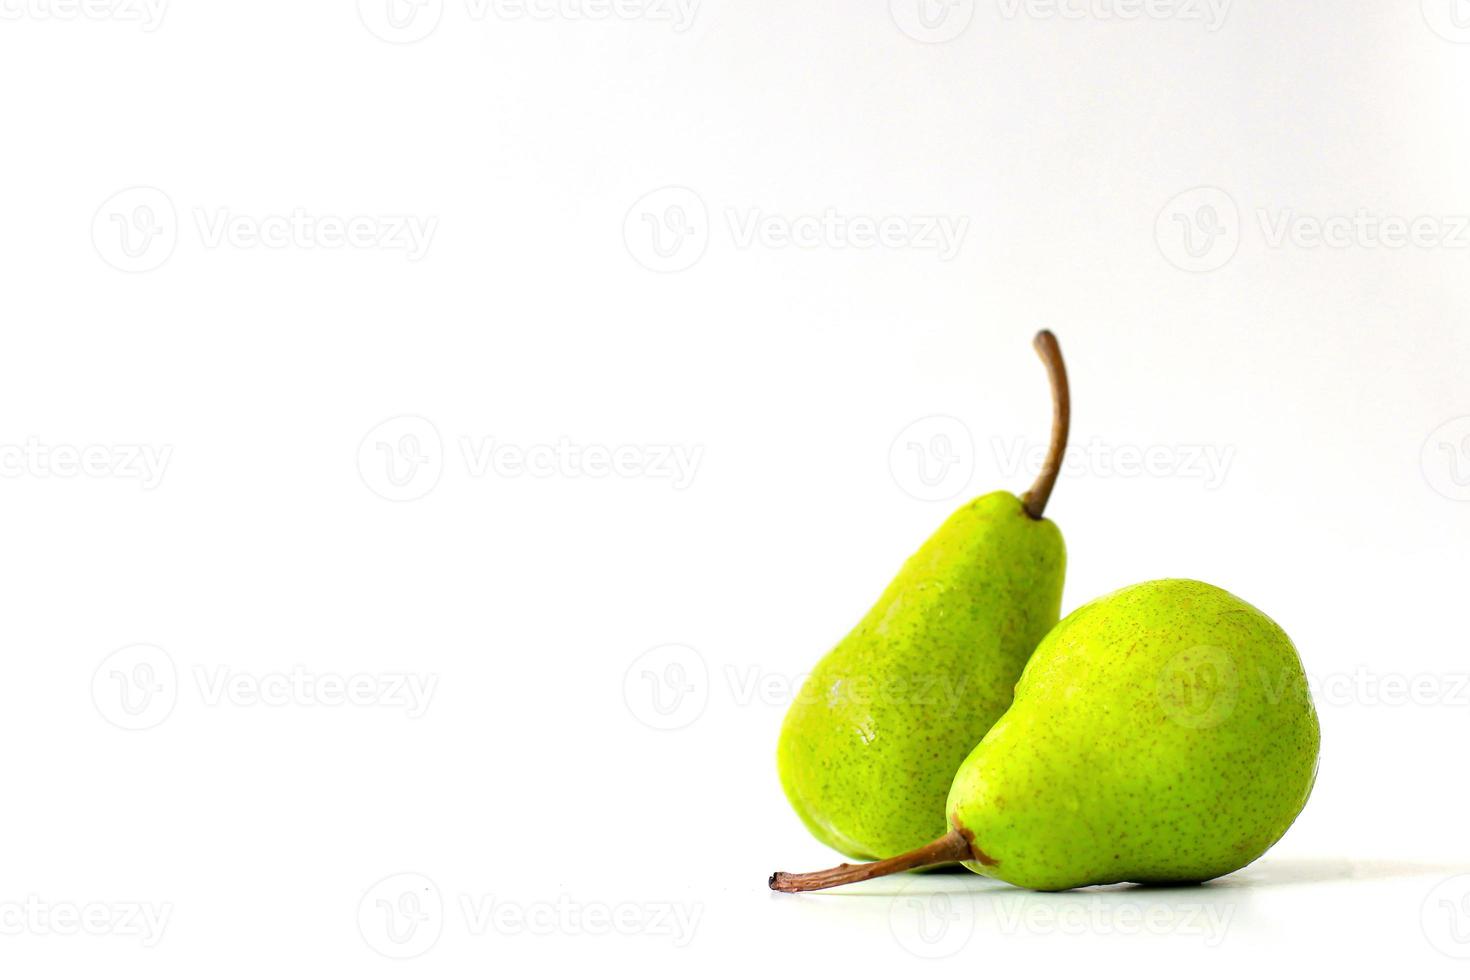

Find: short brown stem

[1021,330,1071,520]
[769,828,976,894]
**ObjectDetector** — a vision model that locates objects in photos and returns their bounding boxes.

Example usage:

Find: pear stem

[769,828,978,894]
[1021,330,1070,520]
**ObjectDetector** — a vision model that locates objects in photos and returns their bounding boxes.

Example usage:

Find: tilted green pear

[777,332,1070,860]
[771,579,1321,891]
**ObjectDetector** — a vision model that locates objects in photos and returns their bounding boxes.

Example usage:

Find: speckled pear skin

[778,490,1065,859]
[948,579,1320,891]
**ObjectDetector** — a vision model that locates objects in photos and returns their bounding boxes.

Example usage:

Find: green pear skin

[946,579,1320,890]
[777,490,1065,859]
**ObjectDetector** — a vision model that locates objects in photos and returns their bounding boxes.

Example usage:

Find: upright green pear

[777,332,1071,860]
[771,580,1321,892]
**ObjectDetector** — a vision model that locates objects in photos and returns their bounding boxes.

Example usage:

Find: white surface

[2,1,1469,974]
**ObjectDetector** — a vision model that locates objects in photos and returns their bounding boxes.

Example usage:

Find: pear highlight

[771,580,1321,892]
[776,332,1070,860]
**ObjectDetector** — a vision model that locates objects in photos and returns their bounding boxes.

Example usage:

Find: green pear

[771,579,1320,891]
[777,332,1071,860]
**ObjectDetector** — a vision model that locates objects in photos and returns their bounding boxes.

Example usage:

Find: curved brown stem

[1021,330,1070,520]
[769,828,978,893]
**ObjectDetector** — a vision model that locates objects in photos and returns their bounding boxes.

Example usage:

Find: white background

[2,0,1469,974]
